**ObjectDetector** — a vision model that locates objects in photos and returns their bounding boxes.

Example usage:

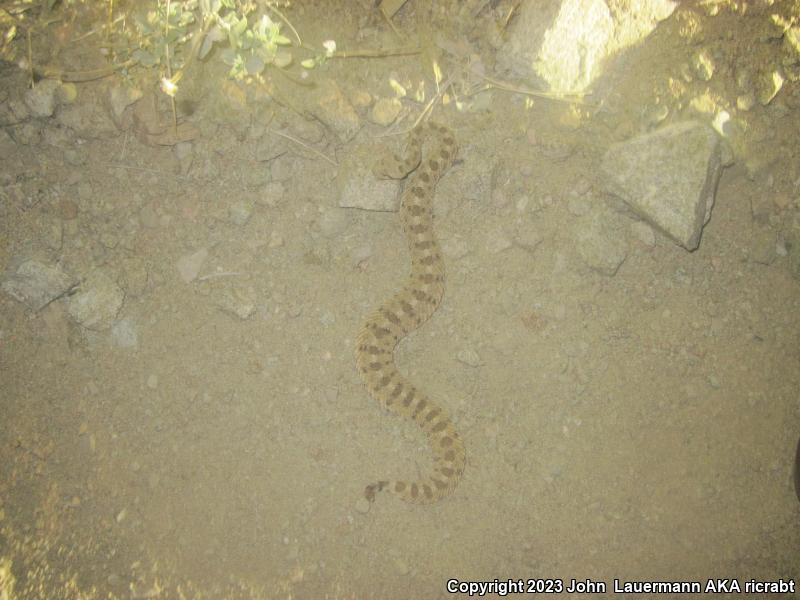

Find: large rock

[498,0,676,94]
[601,121,725,251]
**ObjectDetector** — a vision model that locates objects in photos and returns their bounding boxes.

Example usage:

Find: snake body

[356,122,466,504]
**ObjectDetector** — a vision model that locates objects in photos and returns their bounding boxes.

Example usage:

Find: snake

[355,121,466,504]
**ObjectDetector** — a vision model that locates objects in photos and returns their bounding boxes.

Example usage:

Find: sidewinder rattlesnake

[355,121,466,504]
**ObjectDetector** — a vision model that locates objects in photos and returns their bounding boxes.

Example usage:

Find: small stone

[259,181,285,207]
[392,556,410,576]
[100,232,119,249]
[486,230,513,253]
[574,208,627,276]
[646,104,669,125]
[736,93,756,111]
[111,318,138,348]
[67,269,125,331]
[229,200,254,226]
[57,83,77,104]
[108,84,142,121]
[23,79,61,117]
[60,198,79,220]
[354,498,371,514]
[214,284,257,319]
[268,231,285,248]
[514,229,543,252]
[566,194,591,216]
[783,230,800,280]
[174,140,193,162]
[751,228,776,265]
[138,202,160,229]
[337,144,399,211]
[350,90,373,109]
[312,78,361,142]
[691,50,714,81]
[756,69,784,106]
[773,193,791,210]
[120,258,148,296]
[43,218,63,251]
[176,248,209,283]
[147,374,158,389]
[776,235,788,257]
[369,98,402,126]
[456,349,481,367]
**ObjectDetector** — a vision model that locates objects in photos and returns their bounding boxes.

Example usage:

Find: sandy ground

[1,1,798,598]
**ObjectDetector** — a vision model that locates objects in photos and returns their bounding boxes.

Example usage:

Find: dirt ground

[1,1,799,598]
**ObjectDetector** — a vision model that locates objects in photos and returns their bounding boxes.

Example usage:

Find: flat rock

[1,259,75,310]
[67,270,125,331]
[601,121,725,251]
[176,248,209,283]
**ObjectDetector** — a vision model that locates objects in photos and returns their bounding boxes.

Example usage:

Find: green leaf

[245,55,265,74]
[198,28,221,59]
[275,34,291,46]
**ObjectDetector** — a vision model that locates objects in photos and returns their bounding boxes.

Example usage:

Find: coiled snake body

[355,122,466,504]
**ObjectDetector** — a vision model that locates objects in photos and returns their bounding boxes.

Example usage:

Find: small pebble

[457,348,481,367]
[392,556,410,576]
[486,230,512,254]
[567,195,591,216]
[355,498,371,514]
[259,181,286,207]
[442,237,469,259]
[269,231,285,248]
[176,248,209,283]
[350,90,373,109]
[59,198,79,220]
[229,200,254,226]
[370,98,402,126]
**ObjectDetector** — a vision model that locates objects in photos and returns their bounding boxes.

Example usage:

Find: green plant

[128,0,310,96]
